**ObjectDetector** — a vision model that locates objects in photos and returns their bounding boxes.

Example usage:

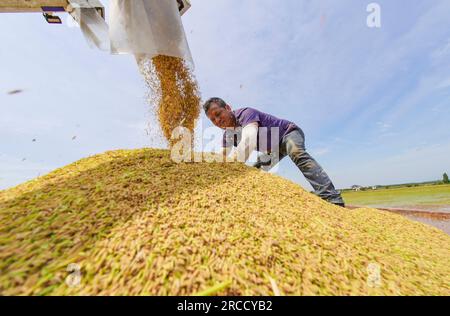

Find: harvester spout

[109,0,193,65]
[0,0,193,64]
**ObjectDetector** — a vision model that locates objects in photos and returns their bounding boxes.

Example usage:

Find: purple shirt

[222,107,299,153]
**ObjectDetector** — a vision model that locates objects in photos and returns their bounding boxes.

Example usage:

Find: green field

[342,184,450,210]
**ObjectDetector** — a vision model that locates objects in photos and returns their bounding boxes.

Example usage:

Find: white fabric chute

[68,0,193,65]
[77,8,110,51]
[68,0,110,51]
[109,0,193,65]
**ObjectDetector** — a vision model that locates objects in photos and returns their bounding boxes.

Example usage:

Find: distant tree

[443,173,450,184]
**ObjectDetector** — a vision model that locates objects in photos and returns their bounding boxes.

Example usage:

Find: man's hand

[253,154,273,169]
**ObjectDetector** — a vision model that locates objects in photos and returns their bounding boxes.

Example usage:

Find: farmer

[203,97,345,207]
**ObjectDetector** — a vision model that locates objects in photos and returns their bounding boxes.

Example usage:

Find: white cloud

[376,121,391,132]
[437,78,450,90]
[311,147,330,157]
[334,142,450,187]
[0,115,63,135]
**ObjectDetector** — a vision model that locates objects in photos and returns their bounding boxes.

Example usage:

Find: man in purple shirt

[204,97,345,207]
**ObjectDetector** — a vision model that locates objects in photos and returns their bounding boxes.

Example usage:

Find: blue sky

[1,0,450,190]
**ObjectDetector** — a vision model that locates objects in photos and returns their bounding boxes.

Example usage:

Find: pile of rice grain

[138,55,201,147]
[0,149,449,296]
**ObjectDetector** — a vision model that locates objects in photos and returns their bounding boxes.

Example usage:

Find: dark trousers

[255,129,344,205]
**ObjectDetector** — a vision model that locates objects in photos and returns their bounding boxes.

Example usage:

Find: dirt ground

[348,205,450,235]
[404,215,450,236]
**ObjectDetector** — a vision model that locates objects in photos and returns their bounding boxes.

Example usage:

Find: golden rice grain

[138,55,201,147]
[0,149,449,296]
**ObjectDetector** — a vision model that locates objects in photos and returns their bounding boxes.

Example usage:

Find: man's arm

[228,122,259,163]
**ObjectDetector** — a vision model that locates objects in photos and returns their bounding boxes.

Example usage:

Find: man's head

[203,97,237,129]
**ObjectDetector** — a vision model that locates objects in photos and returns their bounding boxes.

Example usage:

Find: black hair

[203,97,227,113]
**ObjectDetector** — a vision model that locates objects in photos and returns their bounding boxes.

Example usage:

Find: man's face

[206,103,236,129]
